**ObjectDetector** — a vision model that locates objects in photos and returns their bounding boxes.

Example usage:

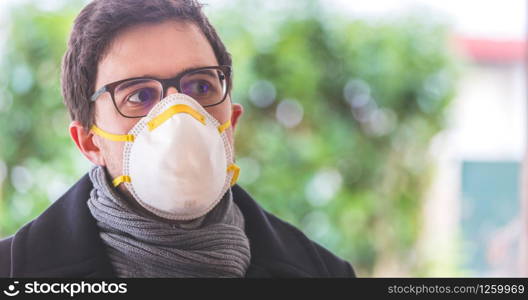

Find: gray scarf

[86,166,251,278]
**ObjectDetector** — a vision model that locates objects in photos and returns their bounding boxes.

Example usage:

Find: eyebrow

[184,69,218,79]
[140,65,213,80]
[117,78,154,90]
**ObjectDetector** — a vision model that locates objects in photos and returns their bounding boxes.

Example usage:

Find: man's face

[71,20,243,206]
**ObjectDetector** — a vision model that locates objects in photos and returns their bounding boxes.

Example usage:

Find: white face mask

[91,93,240,221]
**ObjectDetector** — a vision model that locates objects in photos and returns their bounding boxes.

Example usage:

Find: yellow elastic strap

[227,164,240,186]
[112,175,131,187]
[218,120,231,134]
[147,104,206,131]
[91,125,135,142]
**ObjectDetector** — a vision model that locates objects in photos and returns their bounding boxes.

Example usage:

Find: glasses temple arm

[91,86,107,102]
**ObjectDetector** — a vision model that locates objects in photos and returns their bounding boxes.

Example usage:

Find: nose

[166,86,179,96]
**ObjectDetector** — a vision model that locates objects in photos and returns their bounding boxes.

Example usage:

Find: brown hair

[61,0,232,129]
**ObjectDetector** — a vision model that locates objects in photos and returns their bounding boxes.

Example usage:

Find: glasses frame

[90,65,232,118]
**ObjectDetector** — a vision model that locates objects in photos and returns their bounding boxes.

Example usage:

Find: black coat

[0,174,355,278]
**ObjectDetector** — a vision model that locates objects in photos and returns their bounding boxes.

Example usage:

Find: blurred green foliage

[0,0,457,276]
[0,2,91,237]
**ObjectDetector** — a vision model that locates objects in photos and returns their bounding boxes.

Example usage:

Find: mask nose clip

[147,104,206,131]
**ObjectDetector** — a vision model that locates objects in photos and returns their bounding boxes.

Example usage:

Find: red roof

[455,36,526,63]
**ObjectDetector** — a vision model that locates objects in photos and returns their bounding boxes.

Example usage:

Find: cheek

[94,97,138,134]
[98,136,126,178]
[205,99,232,125]
[94,96,115,123]
[206,100,235,149]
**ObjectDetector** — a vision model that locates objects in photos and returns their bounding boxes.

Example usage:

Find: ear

[69,121,106,166]
[231,103,244,131]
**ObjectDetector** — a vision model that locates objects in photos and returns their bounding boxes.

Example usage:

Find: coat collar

[10,174,327,277]
[10,174,114,277]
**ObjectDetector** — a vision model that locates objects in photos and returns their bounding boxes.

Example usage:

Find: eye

[182,80,215,97]
[127,87,158,104]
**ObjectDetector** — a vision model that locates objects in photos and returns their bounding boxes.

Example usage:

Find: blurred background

[0,0,526,277]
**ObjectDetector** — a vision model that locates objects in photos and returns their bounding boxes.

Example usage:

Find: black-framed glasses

[90,65,231,118]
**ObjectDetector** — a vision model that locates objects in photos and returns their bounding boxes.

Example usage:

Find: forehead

[95,20,218,90]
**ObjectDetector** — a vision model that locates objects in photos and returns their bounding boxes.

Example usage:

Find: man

[0,0,355,277]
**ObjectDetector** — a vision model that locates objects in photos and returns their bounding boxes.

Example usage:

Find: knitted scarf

[86,166,251,277]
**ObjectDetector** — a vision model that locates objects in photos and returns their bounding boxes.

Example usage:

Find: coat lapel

[232,185,327,277]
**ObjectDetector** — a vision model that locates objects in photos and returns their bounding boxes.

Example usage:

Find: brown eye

[181,80,214,98]
[114,79,163,117]
[127,87,159,105]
